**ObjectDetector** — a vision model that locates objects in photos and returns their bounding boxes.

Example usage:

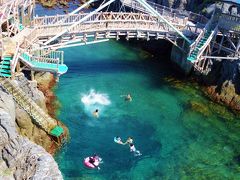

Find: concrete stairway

[0,79,64,137]
[0,55,12,77]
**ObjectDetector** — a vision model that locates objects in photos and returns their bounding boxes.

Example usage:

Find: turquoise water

[54,40,240,179]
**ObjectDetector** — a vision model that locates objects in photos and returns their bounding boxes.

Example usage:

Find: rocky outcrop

[0,90,62,179]
[200,59,240,111]
[35,72,59,118]
[12,73,67,154]
[153,0,187,9]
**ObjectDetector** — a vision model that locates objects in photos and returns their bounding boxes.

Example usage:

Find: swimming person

[129,143,142,156]
[114,136,124,145]
[125,94,132,102]
[88,154,101,170]
[93,109,99,118]
[123,137,133,145]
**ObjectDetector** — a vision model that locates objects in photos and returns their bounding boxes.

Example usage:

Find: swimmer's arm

[118,141,124,145]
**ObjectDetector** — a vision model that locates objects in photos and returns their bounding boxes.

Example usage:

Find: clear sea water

[53,40,240,180]
[35,3,240,180]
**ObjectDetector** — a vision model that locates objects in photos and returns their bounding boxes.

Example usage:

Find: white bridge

[0,0,239,137]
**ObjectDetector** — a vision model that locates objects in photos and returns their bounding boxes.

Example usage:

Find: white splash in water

[81,89,111,106]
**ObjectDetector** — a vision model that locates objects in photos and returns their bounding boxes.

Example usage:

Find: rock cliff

[0,90,63,179]
[150,0,211,11]
[199,60,240,112]
[13,73,68,154]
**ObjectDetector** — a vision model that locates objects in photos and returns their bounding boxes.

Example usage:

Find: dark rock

[200,59,240,111]
[0,96,63,179]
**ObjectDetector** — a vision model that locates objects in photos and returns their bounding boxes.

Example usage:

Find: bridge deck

[27,12,188,46]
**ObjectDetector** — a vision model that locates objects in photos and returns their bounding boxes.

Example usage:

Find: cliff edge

[0,89,63,179]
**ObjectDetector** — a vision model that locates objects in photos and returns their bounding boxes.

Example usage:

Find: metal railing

[31,49,64,64]
[196,25,218,60]
[218,13,240,32]
[11,43,20,74]
[32,12,187,28]
[19,49,61,72]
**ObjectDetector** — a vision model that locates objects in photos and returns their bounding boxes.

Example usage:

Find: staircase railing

[22,27,41,49]
[11,43,20,74]
[0,78,57,133]
[188,10,215,55]
[31,49,64,64]
[196,25,218,60]
[19,49,63,72]
[0,27,2,57]
[188,30,204,55]
[20,51,58,65]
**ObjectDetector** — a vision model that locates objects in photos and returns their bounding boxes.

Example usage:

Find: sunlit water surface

[53,41,240,180]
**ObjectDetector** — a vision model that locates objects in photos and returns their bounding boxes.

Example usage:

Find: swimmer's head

[95,109,99,112]
[93,154,98,158]
[130,143,134,147]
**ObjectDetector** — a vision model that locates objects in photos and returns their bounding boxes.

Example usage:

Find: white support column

[134,0,191,44]
[218,33,225,54]
[236,38,240,52]
[31,70,34,81]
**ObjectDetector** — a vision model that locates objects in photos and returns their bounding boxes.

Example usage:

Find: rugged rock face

[150,0,205,10]
[12,73,64,154]
[200,60,240,111]
[0,90,62,179]
[35,72,59,118]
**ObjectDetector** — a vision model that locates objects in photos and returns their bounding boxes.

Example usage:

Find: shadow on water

[64,46,185,91]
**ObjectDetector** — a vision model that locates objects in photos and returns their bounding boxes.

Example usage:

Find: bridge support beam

[135,0,192,44]
[170,45,193,75]
[31,70,34,81]
[236,38,240,52]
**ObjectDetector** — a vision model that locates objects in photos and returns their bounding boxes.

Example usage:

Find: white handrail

[197,25,218,59]
[11,43,20,73]
[43,0,116,45]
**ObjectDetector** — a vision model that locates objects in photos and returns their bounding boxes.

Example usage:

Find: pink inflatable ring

[83,157,100,169]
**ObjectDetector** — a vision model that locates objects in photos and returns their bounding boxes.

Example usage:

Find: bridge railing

[218,13,240,33]
[32,13,88,27]
[33,12,187,30]
[34,15,185,39]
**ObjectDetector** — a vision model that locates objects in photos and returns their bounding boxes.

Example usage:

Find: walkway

[0,78,63,137]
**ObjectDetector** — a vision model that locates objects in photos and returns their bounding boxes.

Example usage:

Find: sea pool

[54,40,240,179]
